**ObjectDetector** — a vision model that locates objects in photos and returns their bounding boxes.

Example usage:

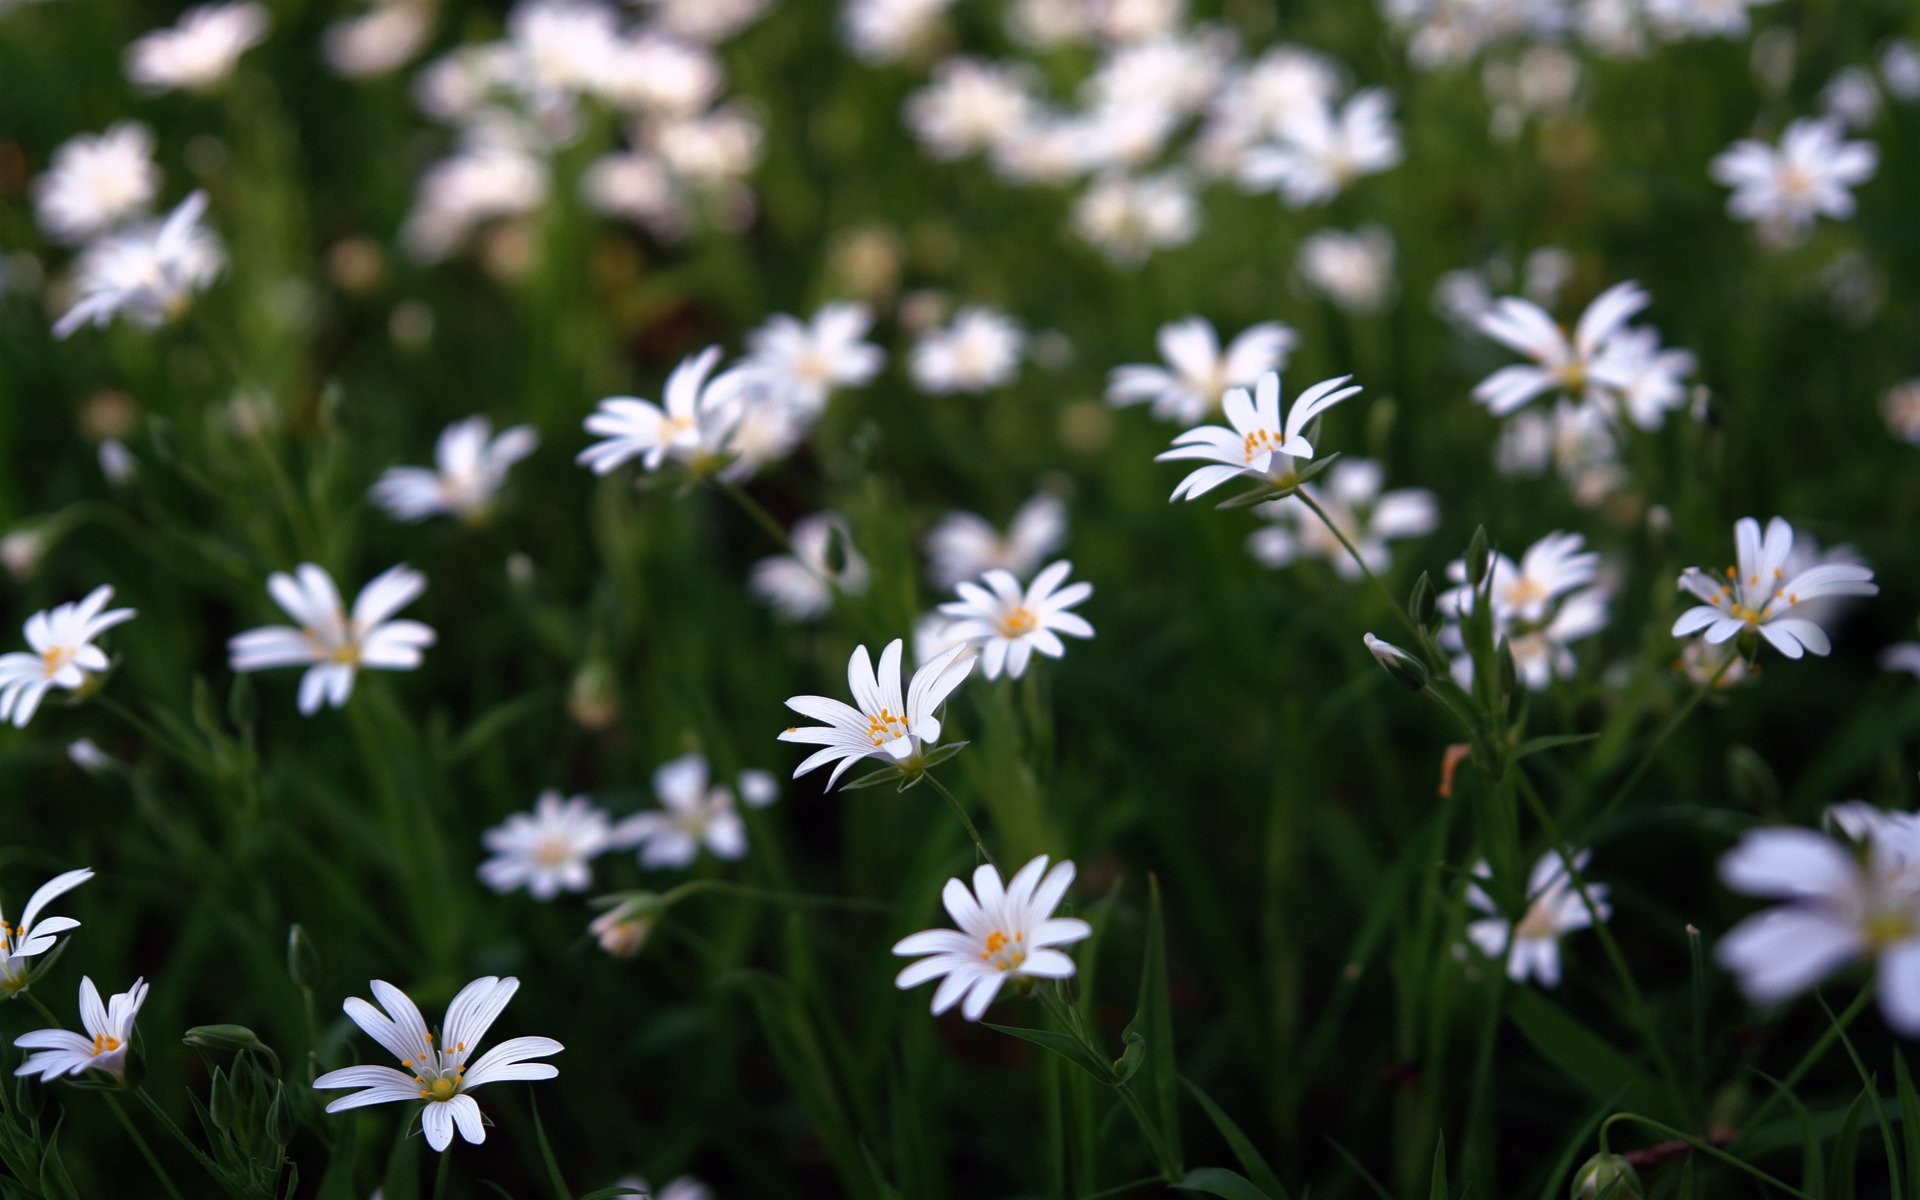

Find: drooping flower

[13,976,148,1083]
[371,416,538,524]
[0,586,136,727]
[1247,458,1437,578]
[312,976,562,1152]
[478,792,614,900]
[937,561,1093,681]
[1157,369,1361,501]
[577,347,745,475]
[614,754,747,869]
[925,493,1067,590]
[228,564,436,714]
[1464,850,1610,987]
[893,855,1092,1020]
[779,639,975,789]
[125,2,269,93]
[1710,118,1878,243]
[750,513,870,622]
[909,307,1024,395]
[1672,517,1878,658]
[0,868,93,996]
[1439,531,1610,690]
[1105,317,1295,425]
[1471,281,1648,417]
[743,302,884,415]
[53,191,224,339]
[32,124,159,245]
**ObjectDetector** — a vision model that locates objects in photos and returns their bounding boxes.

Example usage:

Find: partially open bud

[1572,1153,1641,1199]
[1364,633,1428,692]
[590,894,665,958]
[569,659,620,731]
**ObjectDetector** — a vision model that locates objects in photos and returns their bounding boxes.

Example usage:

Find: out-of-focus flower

[0,868,93,996]
[909,306,1024,394]
[1465,850,1609,987]
[401,140,549,263]
[894,855,1091,1020]
[925,492,1067,589]
[1248,459,1436,577]
[1672,517,1877,659]
[312,976,562,1151]
[844,0,954,63]
[228,564,436,714]
[1820,66,1881,129]
[0,586,136,727]
[54,191,224,338]
[1646,0,1777,40]
[938,561,1093,680]
[125,2,269,93]
[1586,326,1695,430]
[1238,89,1402,207]
[1158,370,1360,501]
[324,1,435,79]
[1492,400,1626,506]
[617,1176,711,1200]
[1881,40,1920,101]
[372,417,538,523]
[577,347,744,474]
[1,528,49,581]
[744,302,884,415]
[589,897,660,958]
[1440,531,1609,690]
[615,754,745,868]
[750,513,870,622]
[1297,225,1395,314]
[1881,379,1920,445]
[1710,118,1877,244]
[1471,280,1647,417]
[32,124,158,246]
[1107,317,1294,425]
[1070,171,1197,264]
[780,639,975,788]
[1675,636,1757,688]
[1362,633,1427,691]
[905,59,1034,160]
[479,792,614,900]
[14,976,147,1082]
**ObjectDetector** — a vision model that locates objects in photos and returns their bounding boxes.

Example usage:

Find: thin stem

[1599,1113,1813,1200]
[105,1093,186,1200]
[432,1147,452,1200]
[923,772,995,867]
[1113,1081,1184,1182]
[1583,649,1736,833]
[23,991,62,1026]
[133,1086,235,1192]
[713,479,797,557]
[1295,489,1426,646]
[1735,984,1875,1141]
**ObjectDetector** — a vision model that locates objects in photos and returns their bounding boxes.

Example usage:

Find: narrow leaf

[1175,1167,1277,1200]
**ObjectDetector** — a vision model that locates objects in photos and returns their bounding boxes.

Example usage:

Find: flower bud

[569,659,620,731]
[1408,572,1436,627]
[1495,636,1518,696]
[1363,633,1428,692]
[590,894,665,958]
[265,1081,293,1147]
[1571,1153,1641,1200]
[287,925,320,990]
[183,1024,273,1058]
[1465,526,1490,585]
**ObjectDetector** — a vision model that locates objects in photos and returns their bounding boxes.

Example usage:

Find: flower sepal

[841,741,970,792]
[1213,451,1345,509]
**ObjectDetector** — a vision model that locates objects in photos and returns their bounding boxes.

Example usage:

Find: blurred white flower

[125,2,269,93]
[844,0,954,63]
[54,191,224,338]
[372,416,539,523]
[401,140,549,263]
[1585,325,1695,430]
[1465,850,1608,988]
[906,59,1035,160]
[1158,370,1360,501]
[1710,118,1877,244]
[925,492,1067,589]
[1471,280,1647,417]
[780,639,975,788]
[32,124,158,246]
[615,754,746,868]
[938,560,1093,680]
[1440,530,1609,690]
[0,586,136,727]
[1672,516,1877,659]
[1819,66,1881,129]
[1881,40,1920,102]
[14,976,147,1082]
[1646,0,1777,40]
[910,306,1024,394]
[598,34,722,116]
[1206,46,1339,146]
[324,1,435,79]
[313,976,562,1152]
[1070,171,1197,264]
[578,347,744,474]
[1248,459,1437,578]
[1297,225,1395,314]
[1107,317,1294,425]
[751,513,870,622]
[479,792,615,900]
[1881,379,1920,445]
[618,1176,711,1200]
[0,868,93,995]
[640,0,770,43]
[507,0,621,98]
[228,564,437,714]
[744,302,884,415]
[0,528,48,581]
[893,855,1091,1020]
[1492,399,1625,507]
[1238,89,1402,207]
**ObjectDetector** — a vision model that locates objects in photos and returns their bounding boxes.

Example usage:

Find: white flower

[577,347,744,474]
[618,1176,711,1200]
[478,792,614,900]
[1070,171,1198,264]
[313,976,562,1152]
[1238,89,1402,207]
[323,1,434,79]
[893,855,1092,1020]
[228,564,437,714]
[1883,379,1920,445]
[1884,643,1920,678]
[507,0,620,98]
[743,302,884,415]
[371,416,538,523]
[925,492,1067,589]
[32,124,159,245]
[54,191,225,339]
[14,976,148,1083]
[1710,118,1877,242]
[1646,0,1777,39]
[0,586,136,727]
[1820,66,1882,129]
[401,141,549,264]
[750,513,870,622]
[1107,317,1295,425]
[938,560,1093,681]
[125,2,269,93]
[909,307,1024,395]
[1465,850,1609,988]
[1440,531,1609,690]
[1248,459,1437,578]
[780,639,975,789]
[905,58,1034,160]
[615,754,746,869]
[844,0,954,64]
[1157,369,1361,501]
[1297,225,1396,314]
[1471,280,1647,416]
[0,868,93,995]
[1585,326,1695,430]
[1718,814,1920,1032]
[1882,39,1920,102]
[1672,517,1878,658]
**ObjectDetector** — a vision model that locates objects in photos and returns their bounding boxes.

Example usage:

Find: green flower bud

[1572,1153,1641,1200]
[1408,572,1436,627]
[1466,526,1491,585]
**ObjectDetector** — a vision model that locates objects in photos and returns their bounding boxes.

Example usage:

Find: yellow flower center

[980,929,1027,971]
[92,1033,120,1056]
[1864,909,1915,952]
[1242,428,1281,464]
[426,1077,458,1101]
[866,707,909,747]
[531,835,572,868]
[999,606,1037,638]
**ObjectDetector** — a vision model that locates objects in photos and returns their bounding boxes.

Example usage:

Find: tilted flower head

[1718,807,1920,1032]
[53,191,224,339]
[938,561,1093,681]
[780,639,975,789]
[371,416,539,523]
[910,306,1024,395]
[125,2,269,93]
[0,868,93,996]
[1472,281,1648,417]
[615,753,747,869]
[577,346,744,475]
[1464,850,1609,987]
[313,976,563,1152]
[478,792,614,900]
[1157,369,1361,502]
[750,512,870,623]
[14,976,148,1083]
[744,302,885,415]
[1106,316,1295,425]
[1238,89,1402,207]
[925,492,1067,590]
[1711,118,1877,243]
[1440,531,1610,691]
[0,586,136,727]
[893,855,1092,1020]
[228,564,436,714]
[1672,517,1878,658]
[1248,458,1437,579]
[32,123,159,245]
[1362,632,1427,691]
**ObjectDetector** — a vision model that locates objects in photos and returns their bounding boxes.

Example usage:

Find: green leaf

[981,1022,1112,1083]
[859,1140,906,1200]
[1125,874,1182,1166]
[1183,1077,1288,1200]
[1323,1137,1395,1200]
[1429,1135,1447,1200]
[1113,1030,1147,1083]
[1829,1087,1869,1200]
[529,1090,573,1200]
[1818,991,1903,1200]
[1513,732,1599,761]
[444,692,549,765]
[1505,988,1669,1116]
[1175,1167,1277,1200]
[1897,1053,1920,1200]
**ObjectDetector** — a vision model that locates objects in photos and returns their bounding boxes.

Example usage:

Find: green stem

[1735,984,1875,1141]
[1583,649,1736,833]
[654,879,893,913]
[133,1086,238,1195]
[923,772,995,867]
[1599,1112,1813,1199]
[105,1093,186,1200]
[23,992,61,1026]
[432,1147,452,1200]
[1295,488,1427,647]
[713,479,798,558]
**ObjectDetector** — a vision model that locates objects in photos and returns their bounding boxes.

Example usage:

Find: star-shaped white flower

[1672,516,1878,658]
[1710,118,1877,242]
[32,123,159,246]
[372,416,539,523]
[14,976,148,1083]
[1440,530,1609,691]
[54,191,225,339]
[228,564,436,714]
[0,868,94,996]
[1472,280,1648,417]
[924,493,1067,591]
[938,561,1093,680]
[743,302,884,415]
[1238,89,1402,207]
[0,586,136,727]
[1106,317,1295,425]
[125,2,269,93]
[313,976,562,1152]
[1156,369,1360,501]
[1464,850,1609,988]
[478,792,614,900]
[577,346,744,475]
[615,753,748,869]
[893,855,1092,1020]
[779,639,975,789]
